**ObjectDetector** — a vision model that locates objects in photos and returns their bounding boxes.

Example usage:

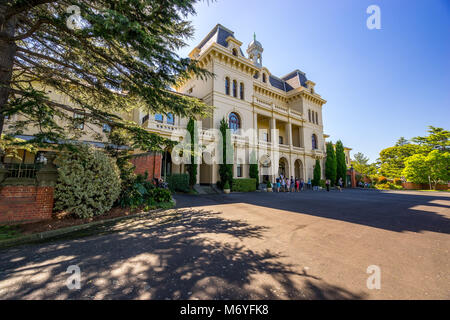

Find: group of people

[273,175,311,192]
[272,174,343,192]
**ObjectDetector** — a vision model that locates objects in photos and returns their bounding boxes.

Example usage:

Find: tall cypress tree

[313,159,321,187]
[249,151,259,188]
[325,141,337,186]
[219,117,233,189]
[335,140,347,185]
[186,118,197,187]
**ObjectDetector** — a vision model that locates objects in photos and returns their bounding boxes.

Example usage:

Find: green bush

[223,181,230,190]
[393,178,403,186]
[319,179,326,188]
[149,188,172,203]
[55,144,121,218]
[375,182,403,190]
[232,178,256,192]
[266,180,272,188]
[166,174,190,193]
[118,172,155,208]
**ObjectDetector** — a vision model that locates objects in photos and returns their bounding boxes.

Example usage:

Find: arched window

[167,113,174,125]
[229,112,241,133]
[312,134,318,150]
[239,82,244,100]
[232,80,237,98]
[253,71,259,79]
[155,114,163,122]
[225,77,230,95]
[262,73,266,83]
[232,48,238,56]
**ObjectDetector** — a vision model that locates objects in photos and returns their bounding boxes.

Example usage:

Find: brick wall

[402,182,449,190]
[130,152,162,180]
[0,185,54,224]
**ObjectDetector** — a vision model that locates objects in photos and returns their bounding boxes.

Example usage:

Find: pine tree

[0,1,212,151]
[335,140,347,185]
[325,142,337,186]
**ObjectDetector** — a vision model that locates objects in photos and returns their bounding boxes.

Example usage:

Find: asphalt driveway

[0,189,449,299]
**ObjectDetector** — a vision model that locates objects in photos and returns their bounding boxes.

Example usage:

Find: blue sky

[178,0,450,162]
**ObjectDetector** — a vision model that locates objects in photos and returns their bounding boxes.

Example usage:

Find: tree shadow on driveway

[174,190,450,234]
[0,208,366,300]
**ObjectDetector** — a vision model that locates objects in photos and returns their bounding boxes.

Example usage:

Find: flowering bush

[378,176,388,184]
[54,144,121,218]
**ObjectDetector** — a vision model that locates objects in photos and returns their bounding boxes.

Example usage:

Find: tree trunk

[0,6,17,138]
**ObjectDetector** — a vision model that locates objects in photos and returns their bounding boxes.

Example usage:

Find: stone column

[286,121,292,146]
[270,117,277,144]
[253,112,258,146]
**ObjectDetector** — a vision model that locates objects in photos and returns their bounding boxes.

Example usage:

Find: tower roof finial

[253,32,256,41]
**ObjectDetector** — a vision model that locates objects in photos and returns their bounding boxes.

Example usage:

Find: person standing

[286,178,290,192]
[290,176,295,192]
[326,179,330,192]
[281,176,286,192]
[296,178,300,192]
[338,177,343,192]
[307,178,312,190]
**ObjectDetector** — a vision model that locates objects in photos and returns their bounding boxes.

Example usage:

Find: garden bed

[0,201,174,241]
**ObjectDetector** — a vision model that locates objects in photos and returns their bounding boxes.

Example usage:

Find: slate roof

[198,25,309,93]
[197,24,245,56]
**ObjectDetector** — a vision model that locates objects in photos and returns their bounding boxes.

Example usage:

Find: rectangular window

[141,114,149,124]
[74,113,84,130]
[262,132,268,142]
[279,136,283,144]
[237,164,243,178]
[102,123,111,133]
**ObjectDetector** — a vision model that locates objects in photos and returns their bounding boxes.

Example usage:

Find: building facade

[140,24,329,185]
[3,24,349,187]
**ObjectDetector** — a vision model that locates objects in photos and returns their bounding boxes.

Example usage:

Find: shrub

[223,181,230,190]
[166,174,190,193]
[232,178,256,192]
[54,144,121,219]
[266,180,272,188]
[319,179,326,188]
[393,178,403,186]
[375,183,390,190]
[149,188,172,203]
[371,176,379,184]
[375,182,403,190]
[118,172,155,208]
[378,176,388,184]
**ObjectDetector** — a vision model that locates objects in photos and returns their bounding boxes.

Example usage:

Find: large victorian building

[3,24,351,187]
[140,24,330,185]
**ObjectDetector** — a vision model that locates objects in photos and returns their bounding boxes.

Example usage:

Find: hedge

[166,174,190,193]
[232,178,256,192]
